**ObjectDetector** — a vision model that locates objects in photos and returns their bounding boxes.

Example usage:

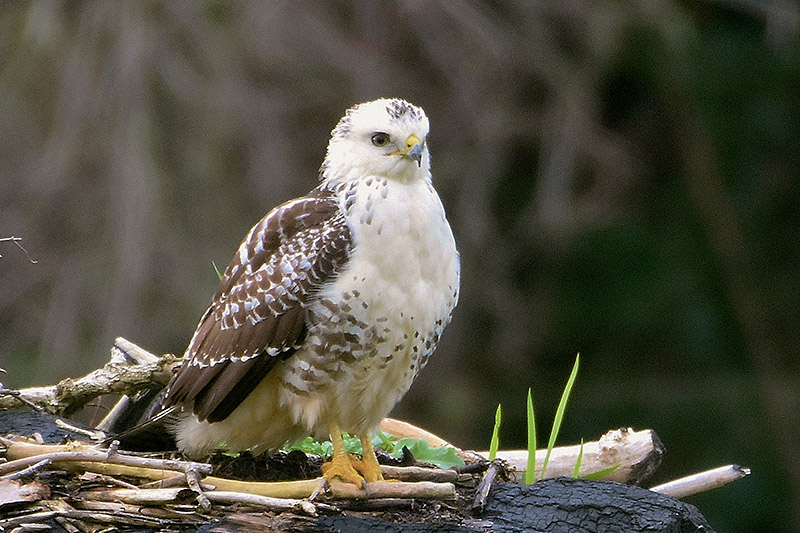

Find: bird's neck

[319,162,431,189]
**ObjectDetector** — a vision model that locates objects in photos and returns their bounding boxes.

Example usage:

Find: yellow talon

[322,453,367,486]
[322,422,384,487]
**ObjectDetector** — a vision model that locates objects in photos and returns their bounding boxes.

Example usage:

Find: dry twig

[380,465,458,483]
[0,458,51,480]
[0,340,179,415]
[650,464,751,498]
[76,498,205,520]
[185,467,212,510]
[0,384,45,412]
[0,507,182,529]
[79,486,332,515]
[0,438,213,478]
[0,236,37,263]
[471,460,505,513]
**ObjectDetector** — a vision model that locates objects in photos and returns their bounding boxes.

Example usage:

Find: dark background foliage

[1,1,797,531]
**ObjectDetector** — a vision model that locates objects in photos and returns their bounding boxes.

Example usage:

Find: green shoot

[212,261,224,280]
[582,464,621,481]
[572,438,585,478]
[376,430,395,451]
[540,353,580,480]
[524,388,537,484]
[488,404,502,461]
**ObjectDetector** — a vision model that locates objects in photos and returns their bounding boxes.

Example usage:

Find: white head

[320,98,431,184]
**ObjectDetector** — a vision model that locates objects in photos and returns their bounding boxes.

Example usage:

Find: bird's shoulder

[214,186,349,302]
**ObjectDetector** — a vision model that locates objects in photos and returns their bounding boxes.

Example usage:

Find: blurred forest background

[1,1,798,530]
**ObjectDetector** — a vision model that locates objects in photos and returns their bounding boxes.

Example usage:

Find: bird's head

[321,98,431,184]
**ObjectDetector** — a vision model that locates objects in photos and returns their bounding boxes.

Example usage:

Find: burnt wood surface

[197,479,715,532]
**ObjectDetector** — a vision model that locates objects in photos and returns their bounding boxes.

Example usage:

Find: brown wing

[163,188,352,423]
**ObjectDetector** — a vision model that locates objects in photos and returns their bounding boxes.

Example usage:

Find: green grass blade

[540,353,580,480]
[572,438,585,478]
[489,404,502,461]
[582,464,620,480]
[212,261,223,280]
[524,388,537,484]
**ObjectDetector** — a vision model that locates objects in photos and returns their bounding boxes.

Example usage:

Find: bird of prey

[161,98,460,486]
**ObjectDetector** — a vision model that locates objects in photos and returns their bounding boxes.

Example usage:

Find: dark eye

[371,133,389,147]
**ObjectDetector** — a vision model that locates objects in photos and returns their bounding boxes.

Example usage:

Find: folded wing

[163,190,352,423]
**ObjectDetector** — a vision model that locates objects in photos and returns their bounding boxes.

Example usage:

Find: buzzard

[162,98,460,485]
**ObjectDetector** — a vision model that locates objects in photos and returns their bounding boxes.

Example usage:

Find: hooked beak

[407,142,423,166]
[389,134,424,167]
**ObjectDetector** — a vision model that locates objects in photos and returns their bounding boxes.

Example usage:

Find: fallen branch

[380,418,452,447]
[211,490,325,515]
[55,418,107,440]
[471,460,505,513]
[0,507,183,529]
[79,471,140,489]
[75,498,206,520]
[0,384,45,412]
[476,427,664,485]
[650,464,751,498]
[79,486,334,516]
[1,438,213,478]
[75,486,198,505]
[186,466,212,510]
[43,499,85,533]
[0,458,51,480]
[380,465,458,483]
[382,420,663,485]
[386,423,750,499]
[0,339,180,415]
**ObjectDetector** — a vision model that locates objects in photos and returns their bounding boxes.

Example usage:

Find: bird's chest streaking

[280,176,460,436]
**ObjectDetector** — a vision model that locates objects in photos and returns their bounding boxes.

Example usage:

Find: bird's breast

[336,176,460,335]
[281,176,460,434]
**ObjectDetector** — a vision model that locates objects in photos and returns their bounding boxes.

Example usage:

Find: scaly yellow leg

[356,434,384,483]
[321,421,364,486]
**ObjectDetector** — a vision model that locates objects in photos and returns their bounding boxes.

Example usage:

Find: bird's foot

[322,453,366,486]
[350,453,384,483]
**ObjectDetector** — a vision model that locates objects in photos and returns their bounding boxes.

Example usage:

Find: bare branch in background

[0,236,37,263]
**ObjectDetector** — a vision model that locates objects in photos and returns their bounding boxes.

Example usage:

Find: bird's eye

[371,133,389,147]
